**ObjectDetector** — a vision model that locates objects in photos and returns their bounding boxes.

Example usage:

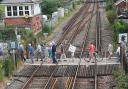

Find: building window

[7,6,12,16]
[13,6,17,16]
[25,6,29,15]
[6,5,30,17]
[19,6,23,16]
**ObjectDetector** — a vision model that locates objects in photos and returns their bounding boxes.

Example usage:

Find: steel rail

[43,66,58,89]
[56,3,91,47]
[63,6,94,53]
[71,1,96,89]
[43,3,92,89]
[95,1,102,89]
[21,61,43,89]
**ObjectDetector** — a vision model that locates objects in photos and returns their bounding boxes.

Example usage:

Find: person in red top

[88,42,95,62]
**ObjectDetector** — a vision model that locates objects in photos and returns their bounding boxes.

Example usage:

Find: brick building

[115,0,128,10]
[1,0,42,35]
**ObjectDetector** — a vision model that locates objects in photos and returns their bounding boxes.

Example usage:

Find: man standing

[51,41,57,64]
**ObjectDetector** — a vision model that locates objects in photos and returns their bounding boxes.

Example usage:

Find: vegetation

[0,58,14,82]
[0,27,16,41]
[40,0,82,18]
[3,58,14,77]
[40,0,58,18]
[0,60,4,81]
[114,69,128,89]
[42,24,52,34]
[105,1,128,88]
[19,29,36,44]
[106,10,116,24]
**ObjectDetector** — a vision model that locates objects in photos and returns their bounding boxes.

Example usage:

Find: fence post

[120,46,127,73]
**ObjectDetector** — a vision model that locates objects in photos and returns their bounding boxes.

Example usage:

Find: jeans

[116,53,120,62]
[52,52,57,63]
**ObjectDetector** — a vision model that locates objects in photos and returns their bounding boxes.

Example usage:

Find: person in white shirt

[116,43,120,62]
[36,44,42,61]
[107,43,113,59]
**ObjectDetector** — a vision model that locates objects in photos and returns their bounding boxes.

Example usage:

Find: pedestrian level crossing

[24,57,120,66]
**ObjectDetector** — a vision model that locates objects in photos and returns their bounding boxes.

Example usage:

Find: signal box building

[1,0,42,35]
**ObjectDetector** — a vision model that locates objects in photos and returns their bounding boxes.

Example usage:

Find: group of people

[17,41,58,64]
[86,41,123,63]
[17,35,127,64]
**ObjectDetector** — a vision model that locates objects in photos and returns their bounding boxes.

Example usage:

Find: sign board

[68,44,76,53]
[10,42,16,49]
[119,33,127,43]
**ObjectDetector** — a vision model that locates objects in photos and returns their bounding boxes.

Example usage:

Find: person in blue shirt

[28,44,34,63]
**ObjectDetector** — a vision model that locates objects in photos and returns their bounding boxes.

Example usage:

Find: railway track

[6,0,118,89]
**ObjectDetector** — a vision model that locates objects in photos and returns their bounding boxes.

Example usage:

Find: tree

[0,0,3,2]
[19,29,35,44]
[40,0,58,16]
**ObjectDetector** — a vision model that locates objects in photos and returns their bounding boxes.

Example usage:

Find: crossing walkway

[24,57,120,66]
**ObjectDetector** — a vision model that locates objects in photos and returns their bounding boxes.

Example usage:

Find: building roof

[115,0,125,6]
[1,0,42,4]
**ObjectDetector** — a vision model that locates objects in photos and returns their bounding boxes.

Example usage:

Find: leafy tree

[106,4,113,11]
[19,29,36,44]
[0,0,3,2]
[40,0,58,16]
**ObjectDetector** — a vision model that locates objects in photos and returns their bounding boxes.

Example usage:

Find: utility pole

[126,0,128,11]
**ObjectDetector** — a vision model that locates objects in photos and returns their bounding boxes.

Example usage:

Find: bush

[113,20,128,33]
[3,58,13,77]
[0,60,4,81]
[106,10,116,24]
[114,69,128,89]
[42,24,52,35]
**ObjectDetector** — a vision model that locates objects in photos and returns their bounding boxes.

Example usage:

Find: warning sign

[68,44,76,53]
[119,33,127,43]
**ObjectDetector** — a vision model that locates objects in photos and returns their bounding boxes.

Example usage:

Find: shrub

[113,20,128,33]
[3,58,13,77]
[0,60,4,81]
[114,69,128,89]
[42,24,52,35]
[106,10,116,24]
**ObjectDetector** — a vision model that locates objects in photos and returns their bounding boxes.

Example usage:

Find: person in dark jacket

[51,42,57,64]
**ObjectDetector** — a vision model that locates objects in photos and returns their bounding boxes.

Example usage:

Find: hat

[51,41,55,45]
[28,43,31,46]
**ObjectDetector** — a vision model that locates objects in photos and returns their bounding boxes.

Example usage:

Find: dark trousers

[52,52,57,63]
